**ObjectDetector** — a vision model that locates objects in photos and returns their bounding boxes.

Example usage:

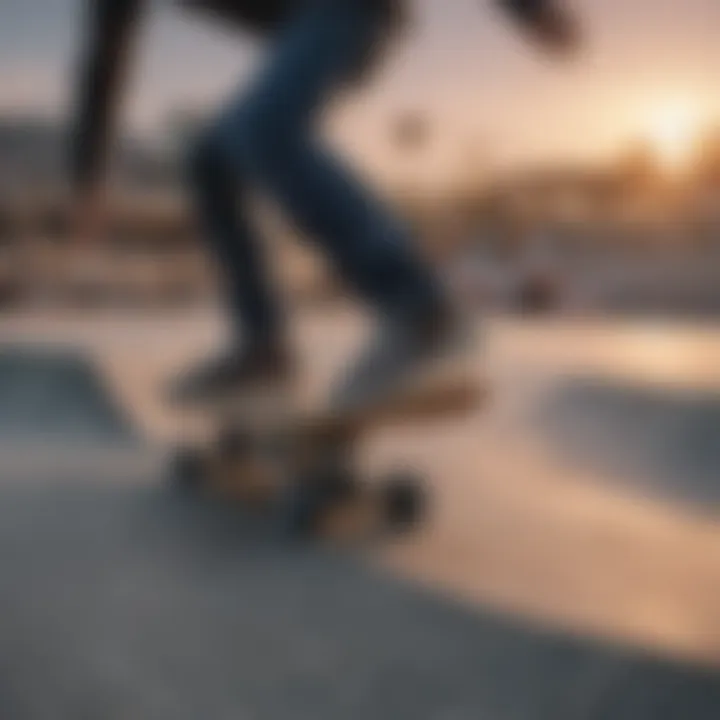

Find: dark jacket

[177,0,403,34]
[176,0,292,33]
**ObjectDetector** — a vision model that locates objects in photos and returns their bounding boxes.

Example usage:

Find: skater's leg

[214,0,442,317]
[179,0,464,409]
[187,130,284,347]
[214,0,464,411]
[168,130,291,403]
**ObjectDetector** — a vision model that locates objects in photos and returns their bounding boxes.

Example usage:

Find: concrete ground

[1,309,719,719]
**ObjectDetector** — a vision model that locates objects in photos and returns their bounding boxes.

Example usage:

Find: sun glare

[645,103,700,170]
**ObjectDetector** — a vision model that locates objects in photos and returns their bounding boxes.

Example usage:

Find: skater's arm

[496,0,580,55]
[70,0,144,234]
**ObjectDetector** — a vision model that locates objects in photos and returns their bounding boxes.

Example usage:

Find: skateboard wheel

[169,446,206,493]
[381,471,426,529]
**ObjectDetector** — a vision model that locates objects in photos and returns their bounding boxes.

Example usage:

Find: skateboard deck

[168,357,486,541]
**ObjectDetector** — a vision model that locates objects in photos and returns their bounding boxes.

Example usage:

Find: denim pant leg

[212,0,441,318]
[187,131,283,345]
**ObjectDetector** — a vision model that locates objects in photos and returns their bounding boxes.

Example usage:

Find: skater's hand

[498,0,581,59]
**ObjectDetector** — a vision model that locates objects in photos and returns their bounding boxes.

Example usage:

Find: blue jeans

[188,0,440,346]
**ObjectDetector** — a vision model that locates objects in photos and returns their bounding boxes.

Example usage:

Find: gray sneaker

[330,304,473,417]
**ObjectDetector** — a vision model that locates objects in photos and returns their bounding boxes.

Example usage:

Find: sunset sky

[1,0,719,178]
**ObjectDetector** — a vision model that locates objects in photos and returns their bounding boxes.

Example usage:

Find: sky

[1,0,720,179]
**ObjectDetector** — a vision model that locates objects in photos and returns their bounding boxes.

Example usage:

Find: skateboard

[168,362,485,541]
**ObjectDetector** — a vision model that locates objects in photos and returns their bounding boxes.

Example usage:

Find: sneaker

[167,342,294,408]
[329,302,473,417]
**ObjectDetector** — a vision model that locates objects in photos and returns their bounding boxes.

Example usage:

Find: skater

[72,0,579,414]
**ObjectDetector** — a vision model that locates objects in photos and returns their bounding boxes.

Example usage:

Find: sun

[645,103,700,170]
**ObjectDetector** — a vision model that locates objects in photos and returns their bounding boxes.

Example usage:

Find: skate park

[1,309,719,719]
[3,0,720,715]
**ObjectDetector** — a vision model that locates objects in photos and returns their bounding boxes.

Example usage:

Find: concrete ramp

[0,346,137,444]
[1,325,720,718]
[532,376,720,510]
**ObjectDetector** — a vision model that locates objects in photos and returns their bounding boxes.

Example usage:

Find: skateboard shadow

[0,472,719,720]
[530,376,720,513]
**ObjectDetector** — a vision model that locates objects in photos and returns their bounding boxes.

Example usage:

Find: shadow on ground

[532,377,720,512]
